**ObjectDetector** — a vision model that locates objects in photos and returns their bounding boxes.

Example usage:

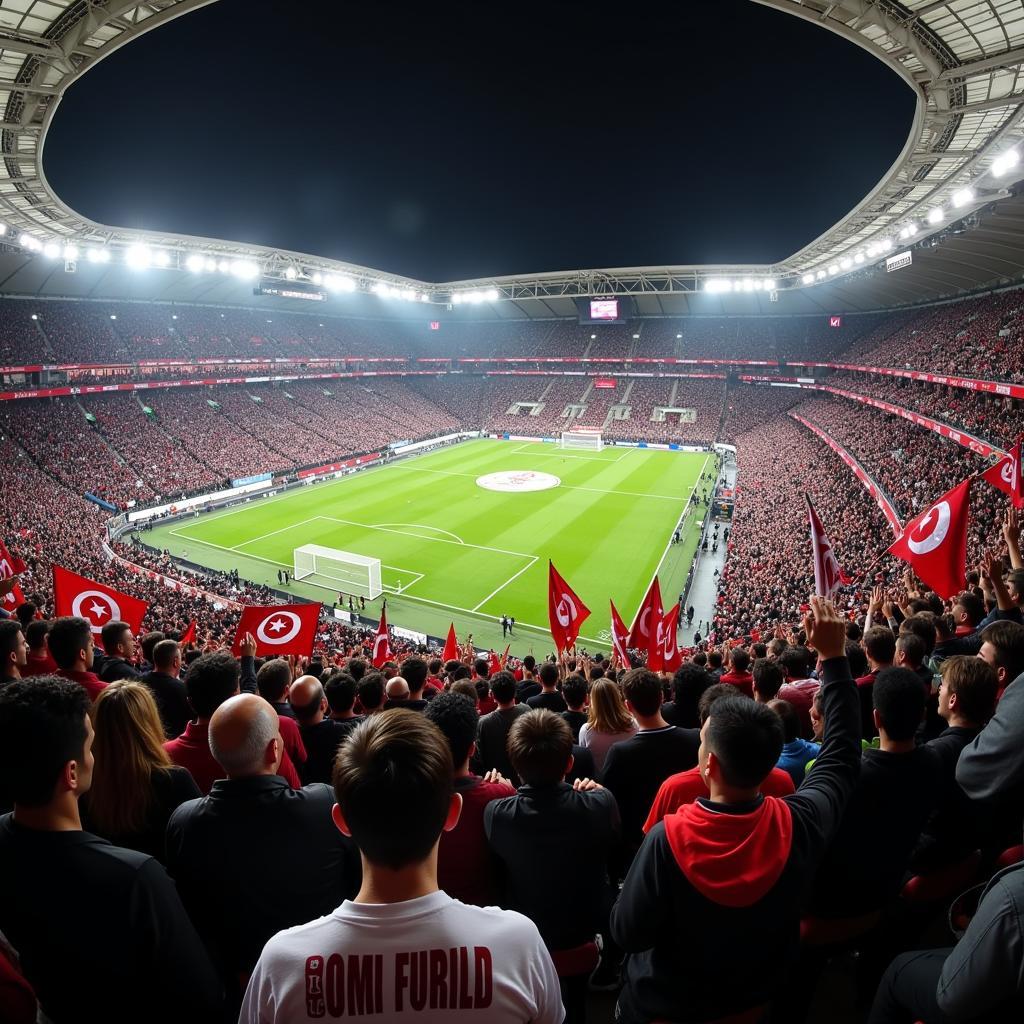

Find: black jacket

[140,670,192,739]
[165,775,359,978]
[0,814,222,1023]
[611,657,861,1023]
[298,718,351,785]
[97,656,142,684]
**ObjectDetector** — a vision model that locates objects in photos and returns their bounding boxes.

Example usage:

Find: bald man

[165,694,360,1001]
[384,675,410,710]
[289,675,351,785]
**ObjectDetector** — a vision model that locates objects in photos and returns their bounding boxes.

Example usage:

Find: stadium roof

[2,0,1024,320]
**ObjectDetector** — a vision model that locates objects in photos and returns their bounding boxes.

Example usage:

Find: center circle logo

[476,470,561,493]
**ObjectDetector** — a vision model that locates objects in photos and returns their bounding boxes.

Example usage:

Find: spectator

[719,646,754,698]
[323,669,364,730]
[867,859,1024,1023]
[399,655,430,711]
[385,675,411,707]
[21,620,56,677]
[0,620,26,684]
[858,625,896,740]
[424,692,515,907]
[96,620,142,683]
[644,682,795,833]
[560,673,589,740]
[913,656,998,872]
[138,630,165,673]
[612,597,860,1023]
[141,638,191,739]
[476,671,529,784]
[808,667,941,919]
[81,680,200,860]
[577,678,638,774]
[0,676,222,1023]
[241,710,563,1023]
[662,662,712,729]
[769,698,819,787]
[485,710,620,980]
[48,617,106,701]
[515,657,541,703]
[256,657,296,719]
[976,619,1024,698]
[527,661,567,711]
[289,675,349,785]
[168,692,359,1004]
[601,668,700,865]
[356,670,386,714]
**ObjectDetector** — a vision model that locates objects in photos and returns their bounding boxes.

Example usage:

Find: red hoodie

[663,798,794,907]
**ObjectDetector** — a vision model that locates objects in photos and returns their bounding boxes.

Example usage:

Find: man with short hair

[139,630,165,673]
[706,650,724,679]
[515,657,541,703]
[48,616,106,701]
[399,656,430,711]
[912,657,998,872]
[168,693,359,1003]
[662,662,712,729]
[808,666,940,918]
[602,669,700,865]
[97,620,142,683]
[256,658,296,719]
[477,671,529,784]
[486,710,619,967]
[0,619,27,684]
[857,625,896,739]
[527,662,567,711]
[934,556,1022,658]
[21,619,56,677]
[323,669,364,729]
[425,692,515,907]
[769,699,819,787]
[356,670,386,714]
[241,710,563,1024]
[560,673,589,740]
[719,647,754,698]
[613,597,861,1023]
[0,677,222,1023]
[289,675,350,785]
[141,638,190,740]
[976,619,1024,697]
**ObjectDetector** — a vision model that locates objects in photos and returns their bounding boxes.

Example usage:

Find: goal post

[293,544,383,599]
[560,428,603,451]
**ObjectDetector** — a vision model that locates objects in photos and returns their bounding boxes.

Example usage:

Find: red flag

[982,435,1023,509]
[610,600,631,664]
[488,650,502,675]
[548,561,591,652]
[0,540,25,615]
[371,608,394,668]
[52,565,150,641]
[500,644,510,668]
[0,539,26,576]
[806,494,850,598]
[231,602,321,658]
[179,620,197,647]
[660,604,683,672]
[887,478,972,600]
[441,623,459,662]
[628,577,663,650]
[750,628,761,644]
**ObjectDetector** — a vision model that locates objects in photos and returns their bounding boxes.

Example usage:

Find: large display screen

[575,296,631,324]
[589,299,619,320]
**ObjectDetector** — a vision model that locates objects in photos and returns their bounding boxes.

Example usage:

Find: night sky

[43,0,915,282]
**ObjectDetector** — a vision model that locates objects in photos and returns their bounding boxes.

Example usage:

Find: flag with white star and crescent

[372,608,394,668]
[52,565,150,644]
[231,602,321,658]
[548,561,590,652]
[0,538,26,615]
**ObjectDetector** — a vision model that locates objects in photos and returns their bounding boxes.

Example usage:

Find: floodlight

[816,270,826,280]
[828,265,839,275]
[217,260,230,273]
[185,254,204,272]
[854,252,865,264]
[742,278,755,291]
[0,225,6,236]
[992,149,1019,176]
[952,187,974,208]
[590,334,596,340]
[43,243,60,259]
[402,288,416,301]
[452,292,463,304]
[676,333,682,339]
[284,267,297,280]
[879,238,893,251]
[153,250,170,267]
[840,258,852,270]
[125,244,152,269]
[312,272,323,285]
[63,245,78,261]
[204,258,217,272]
[372,281,389,296]
[485,288,499,301]
[19,233,38,250]
[927,208,944,224]
[87,248,110,263]
[231,260,259,279]
[764,279,776,290]
[420,292,430,302]
[172,315,178,320]
[802,273,815,285]
[30,314,38,321]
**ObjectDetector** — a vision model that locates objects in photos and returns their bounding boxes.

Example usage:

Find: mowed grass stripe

[152,438,706,648]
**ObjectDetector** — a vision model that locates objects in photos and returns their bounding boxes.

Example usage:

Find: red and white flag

[660,604,683,673]
[806,494,850,598]
[500,644,510,668]
[52,565,150,640]
[441,623,459,663]
[231,602,321,658]
[179,620,197,647]
[982,435,1024,509]
[371,608,394,668]
[887,477,972,600]
[628,577,664,651]
[610,600,631,664]
[548,561,591,652]
[0,538,26,615]
[488,650,502,675]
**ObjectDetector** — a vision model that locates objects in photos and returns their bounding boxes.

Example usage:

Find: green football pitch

[146,439,712,652]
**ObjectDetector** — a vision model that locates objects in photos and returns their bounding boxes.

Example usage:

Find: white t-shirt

[240,890,564,1023]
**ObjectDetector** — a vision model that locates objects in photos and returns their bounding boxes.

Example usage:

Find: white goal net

[560,428,603,451]
[293,544,383,599]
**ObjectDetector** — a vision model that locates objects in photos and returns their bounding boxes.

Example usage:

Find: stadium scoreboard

[575,297,631,324]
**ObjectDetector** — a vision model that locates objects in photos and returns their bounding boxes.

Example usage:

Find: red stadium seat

[901,851,981,906]
[995,845,1024,871]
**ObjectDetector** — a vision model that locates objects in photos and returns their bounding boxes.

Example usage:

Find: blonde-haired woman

[83,680,200,861]
[577,678,637,773]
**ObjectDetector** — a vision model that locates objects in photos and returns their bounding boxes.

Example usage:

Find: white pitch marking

[315,516,534,560]
[470,556,540,612]
[369,522,466,545]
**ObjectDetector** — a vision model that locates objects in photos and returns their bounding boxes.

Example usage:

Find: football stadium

[1,2,1024,1023]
